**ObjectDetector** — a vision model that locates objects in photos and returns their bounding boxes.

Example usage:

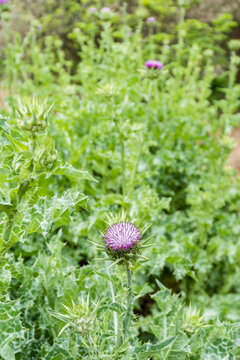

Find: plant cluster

[1,0,240,359]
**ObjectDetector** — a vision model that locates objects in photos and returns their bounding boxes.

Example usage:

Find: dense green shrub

[1,1,240,358]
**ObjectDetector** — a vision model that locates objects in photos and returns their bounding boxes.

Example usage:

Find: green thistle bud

[50,295,98,337]
[16,98,53,133]
[34,137,57,169]
[231,55,240,66]
[96,83,117,98]
[182,303,206,334]
[229,40,240,51]
[72,317,94,335]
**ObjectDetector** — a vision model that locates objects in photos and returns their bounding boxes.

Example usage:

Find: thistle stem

[128,80,152,196]
[111,100,126,196]
[119,131,126,196]
[229,50,237,89]
[123,262,133,340]
[163,314,167,340]
[147,79,153,129]
[128,137,142,196]
[106,268,119,347]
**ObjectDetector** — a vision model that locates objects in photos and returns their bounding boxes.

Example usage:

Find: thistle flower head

[91,211,154,264]
[147,16,156,23]
[145,60,163,70]
[101,6,111,13]
[105,222,140,251]
[88,6,97,13]
[0,0,8,4]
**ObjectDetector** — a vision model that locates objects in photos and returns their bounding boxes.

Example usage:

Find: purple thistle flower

[0,0,8,4]
[145,60,163,70]
[147,16,156,23]
[88,6,97,13]
[104,222,140,251]
[101,6,111,13]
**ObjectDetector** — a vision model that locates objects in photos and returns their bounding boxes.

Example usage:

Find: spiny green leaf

[53,164,97,182]
[134,337,177,358]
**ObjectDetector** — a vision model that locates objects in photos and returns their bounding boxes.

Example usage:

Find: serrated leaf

[43,344,74,360]
[134,337,177,358]
[20,188,87,237]
[0,116,9,133]
[0,300,25,350]
[4,133,28,152]
[164,334,190,360]
[53,163,97,182]
[0,345,15,360]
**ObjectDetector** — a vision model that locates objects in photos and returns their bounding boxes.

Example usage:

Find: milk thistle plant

[3,3,240,358]
[0,97,94,256]
[94,212,154,348]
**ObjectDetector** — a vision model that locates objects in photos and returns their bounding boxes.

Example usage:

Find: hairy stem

[111,100,126,196]
[128,79,152,196]
[123,262,133,340]
[163,314,167,340]
[120,131,126,196]
[88,335,100,357]
[229,50,237,89]
[115,120,126,196]
[107,268,120,347]
[128,137,142,196]
[147,79,153,129]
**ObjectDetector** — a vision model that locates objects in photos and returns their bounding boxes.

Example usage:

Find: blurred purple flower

[145,60,163,69]
[0,0,8,4]
[101,6,111,13]
[88,6,97,13]
[147,17,156,23]
[104,222,140,251]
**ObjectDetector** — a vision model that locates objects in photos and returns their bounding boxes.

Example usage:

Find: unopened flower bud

[73,317,94,334]
[229,40,240,51]
[182,304,205,334]
[231,55,240,66]
[16,98,53,133]
[96,83,117,98]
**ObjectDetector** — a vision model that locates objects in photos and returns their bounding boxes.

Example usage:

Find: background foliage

[1,0,240,359]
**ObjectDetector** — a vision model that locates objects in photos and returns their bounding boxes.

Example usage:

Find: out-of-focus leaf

[134,336,177,358]
[53,164,97,182]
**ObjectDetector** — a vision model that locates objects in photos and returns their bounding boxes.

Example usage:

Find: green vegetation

[1,0,240,358]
